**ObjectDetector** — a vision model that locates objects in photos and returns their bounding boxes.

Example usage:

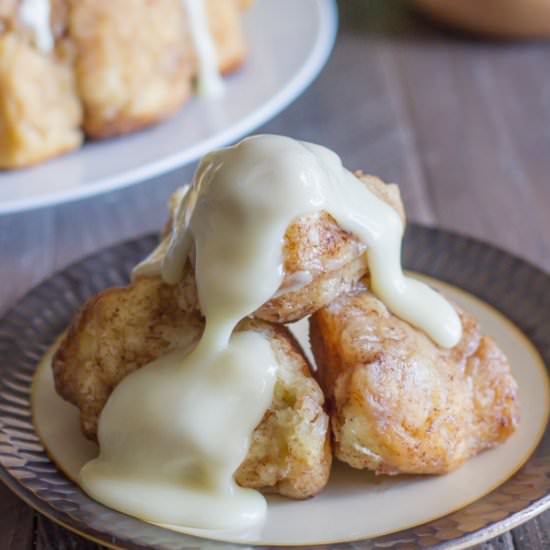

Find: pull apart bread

[310,285,520,475]
[53,170,519,500]
[52,173,402,498]
[0,0,248,169]
[53,275,332,499]
[70,0,246,139]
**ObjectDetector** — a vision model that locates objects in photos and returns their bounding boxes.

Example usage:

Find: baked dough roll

[310,285,520,475]
[204,0,247,74]
[256,173,405,323]
[144,173,405,323]
[0,3,82,169]
[53,275,332,499]
[68,0,194,139]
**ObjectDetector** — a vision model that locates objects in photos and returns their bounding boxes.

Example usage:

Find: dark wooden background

[1,1,550,548]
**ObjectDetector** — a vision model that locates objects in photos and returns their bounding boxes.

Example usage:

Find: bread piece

[0,33,82,169]
[310,286,519,475]
[256,173,405,322]
[235,319,331,498]
[205,0,247,74]
[53,275,331,498]
[68,0,194,139]
[149,173,406,323]
[0,0,17,27]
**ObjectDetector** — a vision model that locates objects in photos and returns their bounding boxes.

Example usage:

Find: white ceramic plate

[32,277,549,546]
[2,227,550,549]
[0,0,338,214]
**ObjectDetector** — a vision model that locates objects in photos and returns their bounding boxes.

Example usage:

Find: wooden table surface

[1,1,550,548]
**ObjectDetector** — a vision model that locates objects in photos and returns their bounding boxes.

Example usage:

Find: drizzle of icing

[159,135,462,348]
[182,0,224,98]
[80,332,276,529]
[19,0,53,53]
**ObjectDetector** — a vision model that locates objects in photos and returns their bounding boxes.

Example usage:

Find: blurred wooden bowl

[412,0,550,38]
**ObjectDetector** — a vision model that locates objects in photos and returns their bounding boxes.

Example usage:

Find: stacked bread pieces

[0,0,247,169]
[53,174,519,498]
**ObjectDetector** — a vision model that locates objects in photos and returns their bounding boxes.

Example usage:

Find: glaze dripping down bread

[51,136,519,530]
[53,275,332,500]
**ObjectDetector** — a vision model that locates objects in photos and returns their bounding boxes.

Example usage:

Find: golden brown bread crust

[157,173,406,323]
[53,276,200,438]
[53,275,331,498]
[310,286,519,475]
[255,173,405,322]
[68,0,194,139]
[256,247,369,323]
[69,0,247,139]
[234,319,332,498]
[0,1,17,25]
[235,0,253,9]
[266,173,405,319]
[205,0,247,75]
[0,33,82,169]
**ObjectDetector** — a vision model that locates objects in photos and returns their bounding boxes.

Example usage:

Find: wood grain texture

[1,0,549,548]
[511,509,550,549]
[477,532,514,550]
[0,483,34,550]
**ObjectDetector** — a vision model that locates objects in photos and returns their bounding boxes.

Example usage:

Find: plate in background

[1,225,550,549]
[0,0,338,214]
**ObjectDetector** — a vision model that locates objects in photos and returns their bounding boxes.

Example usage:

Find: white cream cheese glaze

[158,134,462,348]
[19,0,53,53]
[80,332,277,529]
[182,0,225,97]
